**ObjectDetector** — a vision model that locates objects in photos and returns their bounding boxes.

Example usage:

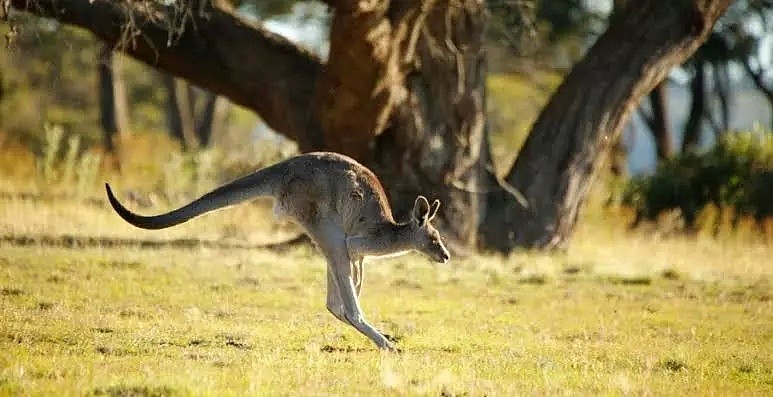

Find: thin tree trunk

[98,44,119,153]
[196,92,228,146]
[113,56,130,137]
[97,45,128,153]
[713,61,731,132]
[649,81,674,160]
[163,75,200,150]
[683,60,706,152]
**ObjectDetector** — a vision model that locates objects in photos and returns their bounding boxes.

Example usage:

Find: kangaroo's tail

[105,164,283,230]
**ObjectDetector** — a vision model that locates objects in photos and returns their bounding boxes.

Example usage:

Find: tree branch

[10,0,325,150]
[315,0,425,161]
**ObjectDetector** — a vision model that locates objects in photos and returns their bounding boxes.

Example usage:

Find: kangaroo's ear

[428,199,440,221]
[413,195,430,226]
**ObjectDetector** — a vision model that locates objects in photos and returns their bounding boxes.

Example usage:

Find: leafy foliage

[622,129,773,228]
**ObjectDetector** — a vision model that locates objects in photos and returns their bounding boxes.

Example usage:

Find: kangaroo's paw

[376,330,401,344]
[382,333,400,344]
[380,341,402,353]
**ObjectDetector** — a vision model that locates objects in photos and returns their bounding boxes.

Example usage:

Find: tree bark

[481,0,731,251]
[98,44,129,153]
[163,75,200,150]
[713,61,731,133]
[649,81,674,160]
[683,60,706,152]
[316,0,490,248]
[367,0,491,248]
[196,92,228,147]
[315,0,410,161]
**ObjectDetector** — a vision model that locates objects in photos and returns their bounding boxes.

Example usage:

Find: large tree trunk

[313,0,490,248]
[481,0,731,251]
[372,2,490,248]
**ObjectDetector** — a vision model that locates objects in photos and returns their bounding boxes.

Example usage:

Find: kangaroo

[105,151,450,351]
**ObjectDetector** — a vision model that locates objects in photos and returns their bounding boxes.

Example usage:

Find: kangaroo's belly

[364,249,413,261]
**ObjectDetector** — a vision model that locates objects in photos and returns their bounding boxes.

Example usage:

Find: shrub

[621,129,772,230]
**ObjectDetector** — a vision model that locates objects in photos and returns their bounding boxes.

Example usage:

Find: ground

[0,186,771,396]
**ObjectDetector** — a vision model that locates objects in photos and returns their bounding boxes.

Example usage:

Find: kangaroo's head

[410,196,451,264]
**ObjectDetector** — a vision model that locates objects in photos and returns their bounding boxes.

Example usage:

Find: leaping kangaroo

[105,151,450,351]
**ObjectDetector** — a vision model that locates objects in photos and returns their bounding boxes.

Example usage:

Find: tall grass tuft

[31,124,103,198]
[62,135,81,187]
[76,151,103,198]
[36,123,65,188]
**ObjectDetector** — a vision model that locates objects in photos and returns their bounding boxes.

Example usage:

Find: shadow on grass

[0,233,311,252]
[88,385,180,397]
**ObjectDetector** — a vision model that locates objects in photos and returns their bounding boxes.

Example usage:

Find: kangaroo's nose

[440,251,450,263]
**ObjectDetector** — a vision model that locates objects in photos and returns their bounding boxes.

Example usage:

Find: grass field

[0,188,771,396]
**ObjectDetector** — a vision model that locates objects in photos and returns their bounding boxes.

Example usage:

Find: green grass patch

[0,243,770,395]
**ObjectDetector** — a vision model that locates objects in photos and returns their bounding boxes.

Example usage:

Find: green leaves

[622,128,773,228]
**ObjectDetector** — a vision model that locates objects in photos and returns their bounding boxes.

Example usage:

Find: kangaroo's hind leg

[307,220,394,351]
[352,258,364,297]
[326,269,350,325]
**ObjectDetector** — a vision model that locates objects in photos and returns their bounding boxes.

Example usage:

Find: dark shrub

[622,130,772,229]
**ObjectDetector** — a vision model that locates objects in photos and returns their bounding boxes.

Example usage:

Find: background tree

[98,44,129,155]
[6,0,731,252]
[163,76,227,150]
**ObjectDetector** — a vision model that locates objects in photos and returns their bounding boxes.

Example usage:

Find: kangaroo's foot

[376,331,400,344]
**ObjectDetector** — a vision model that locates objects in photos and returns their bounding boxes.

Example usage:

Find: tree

[97,44,129,154]
[680,0,773,153]
[640,82,675,160]
[481,0,731,250]
[7,0,731,252]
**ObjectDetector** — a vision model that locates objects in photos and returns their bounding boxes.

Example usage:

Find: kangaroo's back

[271,152,395,231]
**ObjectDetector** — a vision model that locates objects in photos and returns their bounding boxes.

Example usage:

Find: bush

[621,129,772,230]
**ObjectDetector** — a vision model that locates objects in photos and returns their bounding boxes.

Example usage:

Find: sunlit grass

[1,190,771,395]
